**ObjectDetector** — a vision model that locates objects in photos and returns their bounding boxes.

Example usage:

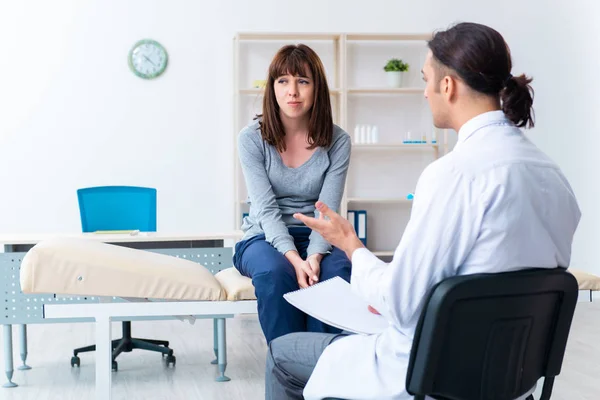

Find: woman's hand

[306,253,323,286]
[285,250,319,289]
[293,260,318,288]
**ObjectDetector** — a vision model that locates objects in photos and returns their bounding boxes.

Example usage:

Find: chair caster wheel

[165,354,176,367]
[112,360,118,371]
[71,356,80,367]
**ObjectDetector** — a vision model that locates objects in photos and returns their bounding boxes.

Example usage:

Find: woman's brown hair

[256,44,333,152]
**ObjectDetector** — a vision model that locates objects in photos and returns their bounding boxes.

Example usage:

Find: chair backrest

[77,186,157,232]
[406,268,578,400]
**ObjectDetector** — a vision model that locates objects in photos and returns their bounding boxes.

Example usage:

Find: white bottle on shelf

[365,125,372,144]
[371,126,379,144]
[354,125,361,144]
[404,131,412,144]
[360,125,366,144]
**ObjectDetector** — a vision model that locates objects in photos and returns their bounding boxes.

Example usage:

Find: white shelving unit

[233,32,450,257]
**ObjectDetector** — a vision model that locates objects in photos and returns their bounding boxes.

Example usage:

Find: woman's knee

[236,238,290,275]
[253,268,298,298]
[320,247,352,281]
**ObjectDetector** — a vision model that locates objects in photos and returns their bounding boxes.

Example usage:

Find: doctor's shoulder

[415,154,465,191]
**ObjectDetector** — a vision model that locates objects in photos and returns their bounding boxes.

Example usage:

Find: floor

[2,301,600,400]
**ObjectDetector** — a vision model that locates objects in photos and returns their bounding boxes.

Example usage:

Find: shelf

[372,250,395,257]
[240,88,342,95]
[352,143,438,150]
[239,88,263,95]
[237,32,342,41]
[347,197,412,204]
[346,33,432,41]
[243,198,411,204]
[348,88,424,95]
[234,31,439,252]
[236,33,430,42]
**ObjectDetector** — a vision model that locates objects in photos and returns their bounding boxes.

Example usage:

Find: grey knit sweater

[238,120,351,256]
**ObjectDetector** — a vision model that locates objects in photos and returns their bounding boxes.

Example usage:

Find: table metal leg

[3,325,17,388]
[211,318,218,365]
[95,318,112,400]
[17,325,31,370]
[215,318,230,382]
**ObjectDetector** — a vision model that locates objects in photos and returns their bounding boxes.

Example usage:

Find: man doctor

[264,22,581,400]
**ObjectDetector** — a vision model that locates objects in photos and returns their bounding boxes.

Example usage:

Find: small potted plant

[383,58,409,88]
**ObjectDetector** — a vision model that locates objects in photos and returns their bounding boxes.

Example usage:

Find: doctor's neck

[451,92,501,133]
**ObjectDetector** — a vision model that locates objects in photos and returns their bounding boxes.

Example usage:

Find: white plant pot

[386,71,403,88]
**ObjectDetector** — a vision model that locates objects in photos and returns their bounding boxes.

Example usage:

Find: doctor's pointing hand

[293,201,365,262]
[295,202,380,316]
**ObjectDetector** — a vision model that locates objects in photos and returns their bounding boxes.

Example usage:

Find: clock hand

[143,55,156,67]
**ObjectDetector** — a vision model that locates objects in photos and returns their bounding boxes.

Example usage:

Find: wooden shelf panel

[244,198,412,204]
[372,250,395,257]
[352,143,438,150]
[237,33,342,41]
[347,197,412,204]
[348,88,424,94]
[346,33,432,41]
[236,33,430,42]
[240,88,342,95]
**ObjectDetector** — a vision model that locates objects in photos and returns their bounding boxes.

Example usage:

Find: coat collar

[456,110,511,148]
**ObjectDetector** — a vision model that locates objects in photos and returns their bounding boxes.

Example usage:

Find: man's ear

[442,75,458,102]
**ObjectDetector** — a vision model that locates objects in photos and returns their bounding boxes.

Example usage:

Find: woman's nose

[288,83,298,96]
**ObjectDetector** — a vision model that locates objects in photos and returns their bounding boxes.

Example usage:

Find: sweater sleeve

[307,129,352,257]
[238,128,296,255]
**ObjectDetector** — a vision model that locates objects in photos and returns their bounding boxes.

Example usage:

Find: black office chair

[406,268,578,400]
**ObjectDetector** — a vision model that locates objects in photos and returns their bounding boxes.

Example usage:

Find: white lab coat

[303,111,581,400]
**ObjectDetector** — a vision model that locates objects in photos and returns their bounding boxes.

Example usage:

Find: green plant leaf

[383,58,409,72]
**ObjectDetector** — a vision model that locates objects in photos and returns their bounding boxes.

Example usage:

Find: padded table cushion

[569,268,600,291]
[215,267,256,301]
[20,237,231,301]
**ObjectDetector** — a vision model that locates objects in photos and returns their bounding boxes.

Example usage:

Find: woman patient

[234,44,352,343]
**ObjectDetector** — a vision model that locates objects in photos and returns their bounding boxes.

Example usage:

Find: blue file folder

[347,209,367,246]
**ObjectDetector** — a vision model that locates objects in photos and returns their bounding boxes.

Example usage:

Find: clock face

[128,39,168,79]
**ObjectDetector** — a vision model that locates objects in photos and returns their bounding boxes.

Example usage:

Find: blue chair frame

[77,186,157,232]
[72,186,175,371]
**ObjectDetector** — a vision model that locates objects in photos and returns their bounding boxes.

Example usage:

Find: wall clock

[128,39,168,79]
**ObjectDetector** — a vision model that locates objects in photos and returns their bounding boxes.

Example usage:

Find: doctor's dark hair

[427,22,535,129]
[256,44,333,152]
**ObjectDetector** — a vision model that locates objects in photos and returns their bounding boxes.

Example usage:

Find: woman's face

[274,69,314,122]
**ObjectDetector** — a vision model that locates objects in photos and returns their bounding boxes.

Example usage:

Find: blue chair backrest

[77,186,157,232]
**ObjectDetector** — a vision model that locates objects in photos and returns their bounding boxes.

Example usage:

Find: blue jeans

[233,227,352,343]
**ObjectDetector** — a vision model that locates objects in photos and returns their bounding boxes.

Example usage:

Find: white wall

[1,1,598,272]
